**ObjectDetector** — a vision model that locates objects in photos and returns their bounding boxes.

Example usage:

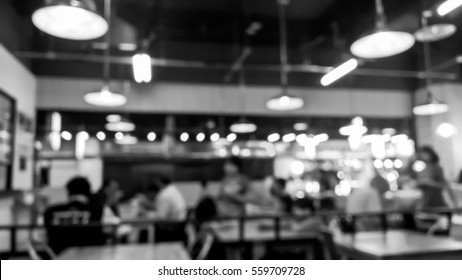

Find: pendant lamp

[84,0,127,107]
[32,0,108,40]
[350,0,415,59]
[413,13,449,116]
[414,11,457,42]
[266,0,304,111]
[230,118,257,134]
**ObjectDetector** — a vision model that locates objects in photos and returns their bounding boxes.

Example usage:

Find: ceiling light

[391,134,409,144]
[339,117,368,136]
[296,134,308,144]
[51,112,62,132]
[350,0,415,59]
[61,131,72,141]
[321,59,358,86]
[75,131,89,160]
[230,118,257,133]
[180,132,189,142]
[115,132,124,141]
[267,133,281,143]
[105,120,135,132]
[266,0,304,111]
[437,0,462,16]
[313,133,329,143]
[282,133,296,143]
[414,23,457,42]
[293,123,309,131]
[147,132,156,142]
[382,128,397,135]
[413,98,449,115]
[32,0,108,40]
[266,94,304,111]
[96,131,106,141]
[210,133,220,142]
[84,85,127,107]
[436,122,456,138]
[106,114,122,123]
[196,133,205,142]
[132,53,152,83]
[115,134,138,145]
[227,133,237,142]
[49,132,61,151]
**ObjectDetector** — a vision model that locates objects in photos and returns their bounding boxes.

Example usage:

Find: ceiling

[3,0,462,90]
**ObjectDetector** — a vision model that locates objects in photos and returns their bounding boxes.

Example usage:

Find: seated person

[194,180,218,231]
[269,178,293,214]
[291,198,324,232]
[137,176,187,243]
[43,177,106,254]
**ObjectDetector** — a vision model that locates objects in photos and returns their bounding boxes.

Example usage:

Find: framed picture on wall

[0,89,16,191]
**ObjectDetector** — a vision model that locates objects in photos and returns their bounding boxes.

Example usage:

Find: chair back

[27,241,57,260]
[318,228,339,260]
[195,233,214,260]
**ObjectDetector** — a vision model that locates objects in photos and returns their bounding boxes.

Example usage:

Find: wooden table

[335,230,462,260]
[58,243,190,260]
[208,220,318,259]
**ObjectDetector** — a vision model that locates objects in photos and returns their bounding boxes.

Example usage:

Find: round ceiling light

[32,0,108,40]
[230,118,257,134]
[414,23,457,42]
[413,99,449,116]
[115,134,138,145]
[266,94,304,111]
[339,117,368,136]
[105,120,135,132]
[351,30,415,59]
[84,85,127,107]
[106,114,122,123]
[436,122,456,138]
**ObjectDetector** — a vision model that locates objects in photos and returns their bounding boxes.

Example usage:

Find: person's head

[417,146,439,164]
[370,174,390,195]
[200,179,208,190]
[66,177,91,198]
[224,156,243,175]
[293,198,315,216]
[271,178,287,197]
[101,179,121,204]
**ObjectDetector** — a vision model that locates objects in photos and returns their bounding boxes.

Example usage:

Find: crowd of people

[38,146,460,257]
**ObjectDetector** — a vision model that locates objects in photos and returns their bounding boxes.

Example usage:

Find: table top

[335,230,462,260]
[58,243,191,260]
[208,220,318,244]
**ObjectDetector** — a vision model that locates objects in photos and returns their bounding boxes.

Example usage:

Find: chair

[317,228,340,260]
[27,241,57,260]
[195,232,214,260]
[188,231,215,260]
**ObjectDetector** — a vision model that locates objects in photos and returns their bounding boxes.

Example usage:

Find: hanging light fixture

[350,0,415,59]
[84,0,127,107]
[321,58,359,86]
[230,118,257,134]
[339,117,368,136]
[266,0,304,111]
[413,12,449,116]
[32,0,108,40]
[414,11,457,42]
[115,134,138,145]
[105,119,135,132]
[132,53,152,83]
[437,0,462,16]
[49,112,62,151]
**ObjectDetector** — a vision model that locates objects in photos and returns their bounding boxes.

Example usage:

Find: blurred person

[218,156,252,217]
[140,176,187,220]
[291,198,324,232]
[346,173,390,230]
[413,146,458,209]
[43,177,106,254]
[95,179,123,217]
[269,178,293,214]
[194,179,218,230]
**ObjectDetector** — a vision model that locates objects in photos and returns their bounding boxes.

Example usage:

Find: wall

[415,83,462,181]
[0,45,37,190]
[36,77,413,118]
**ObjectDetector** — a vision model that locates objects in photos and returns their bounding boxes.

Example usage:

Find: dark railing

[1,207,461,259]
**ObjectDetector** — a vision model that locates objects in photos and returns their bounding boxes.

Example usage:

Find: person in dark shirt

[194,179,218,230]
[269,178,293,214]
[95,179,122,217]
[44,177,106,254]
